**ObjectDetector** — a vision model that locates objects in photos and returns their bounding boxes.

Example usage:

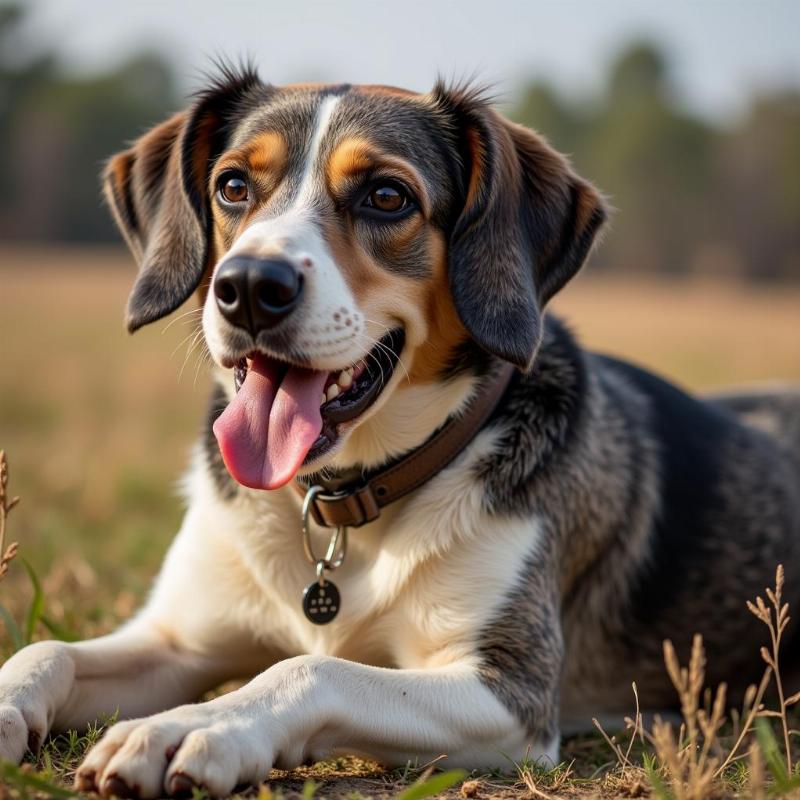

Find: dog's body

[1,71,799,798]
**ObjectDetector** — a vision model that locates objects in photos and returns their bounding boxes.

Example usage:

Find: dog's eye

[218,173,249,204]
[363,183,408,214]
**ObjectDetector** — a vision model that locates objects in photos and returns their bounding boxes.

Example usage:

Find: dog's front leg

[0,622,235,765]
[77,654,546,799]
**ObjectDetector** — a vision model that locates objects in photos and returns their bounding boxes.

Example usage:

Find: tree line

[1,6,797,281]
[511,44,800,281]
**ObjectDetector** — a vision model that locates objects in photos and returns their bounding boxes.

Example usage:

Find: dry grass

[0,451,20,581]
[589,567,800,800]
[1,245,800,798]
[553,270,800,390]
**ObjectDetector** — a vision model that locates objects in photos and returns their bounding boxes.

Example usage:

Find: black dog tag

[303,579,340,624]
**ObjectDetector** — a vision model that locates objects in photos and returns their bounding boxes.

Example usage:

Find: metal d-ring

[301,486,348,572]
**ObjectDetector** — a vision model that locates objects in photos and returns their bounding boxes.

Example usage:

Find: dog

[1,67,799,799]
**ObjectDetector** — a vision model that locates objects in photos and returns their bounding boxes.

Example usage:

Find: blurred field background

[0,0,799,795]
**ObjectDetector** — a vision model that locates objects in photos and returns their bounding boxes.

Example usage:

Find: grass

[1,244,800,798]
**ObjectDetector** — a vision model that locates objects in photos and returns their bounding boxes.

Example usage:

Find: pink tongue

[213,354,328,490]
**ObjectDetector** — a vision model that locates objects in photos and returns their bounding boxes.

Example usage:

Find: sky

[20,0,800,121]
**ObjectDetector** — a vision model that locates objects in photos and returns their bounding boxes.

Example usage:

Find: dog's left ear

[434,85,607,371]
[103,68,265,332]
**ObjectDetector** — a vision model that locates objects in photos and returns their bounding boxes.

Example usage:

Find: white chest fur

[142,427,544,673]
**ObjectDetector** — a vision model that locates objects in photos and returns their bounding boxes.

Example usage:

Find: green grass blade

[643,752,674,800]
[756,717,791,790]
[396,769,467,800]
[0,760,78,797]
[0,600,24,652]
[22,557,45,645]
[301,779,320,800]
[40,614,79,642]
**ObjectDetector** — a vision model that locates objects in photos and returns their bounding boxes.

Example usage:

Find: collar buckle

[307,482,381,529]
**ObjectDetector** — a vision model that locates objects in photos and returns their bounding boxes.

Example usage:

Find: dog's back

[711,387,800,459]
[559,349,800,725]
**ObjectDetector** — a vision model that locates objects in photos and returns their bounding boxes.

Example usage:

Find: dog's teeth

[326,384,340,402]
[339,370,353,389]
[321,394,327,406]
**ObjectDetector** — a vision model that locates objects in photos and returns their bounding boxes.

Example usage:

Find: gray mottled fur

[473,318,800,737]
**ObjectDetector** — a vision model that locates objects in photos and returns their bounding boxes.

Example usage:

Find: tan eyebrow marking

[211,131,290,185]
[210,131,290,220]
[244,131,289,174]
[328,137,375,181]
[326,137,430,217]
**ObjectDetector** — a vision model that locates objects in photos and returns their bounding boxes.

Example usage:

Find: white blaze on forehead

[205,92,364,371]
[222,93,344,257]
[294,94,342,209]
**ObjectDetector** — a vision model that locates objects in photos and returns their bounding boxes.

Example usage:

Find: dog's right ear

[103,68,265,332]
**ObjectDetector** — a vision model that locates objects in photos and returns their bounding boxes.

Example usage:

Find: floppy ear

[103,68,264,332]
[435,85,607,371]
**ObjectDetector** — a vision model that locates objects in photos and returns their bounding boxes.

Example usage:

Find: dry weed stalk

[595,565,798,798]
[0,450,20,580]
[650,635,727,800]
[713,666,772,778]
[515,744,573,800]
[592,681,645,770]
[517,771,559,800]
[748,743,765,800]
[747,564,799,773]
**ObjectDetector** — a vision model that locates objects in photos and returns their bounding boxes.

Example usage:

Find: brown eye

[365,183,407,213]
[219,173,248,204]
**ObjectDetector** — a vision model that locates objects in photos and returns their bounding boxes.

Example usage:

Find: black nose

[213,256,303,335]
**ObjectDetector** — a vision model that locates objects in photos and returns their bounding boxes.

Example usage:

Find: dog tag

[303,579,340,624]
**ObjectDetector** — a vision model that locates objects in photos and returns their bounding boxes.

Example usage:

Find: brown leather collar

[294,363,516,529]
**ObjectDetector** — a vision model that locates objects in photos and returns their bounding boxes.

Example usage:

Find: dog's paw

[0,698,49,764]
[76,704,274,798]
[0,640,76,763]
[0,705,29,764]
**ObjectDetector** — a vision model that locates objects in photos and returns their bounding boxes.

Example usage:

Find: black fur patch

[601,358,800,691]
[439,338,497,381]
[474,316,589,507]
[204,382,239,501]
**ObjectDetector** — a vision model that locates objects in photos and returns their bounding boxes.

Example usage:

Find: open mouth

[213,328,405,490]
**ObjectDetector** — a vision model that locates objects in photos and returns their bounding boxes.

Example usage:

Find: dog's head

[104,68,606,490]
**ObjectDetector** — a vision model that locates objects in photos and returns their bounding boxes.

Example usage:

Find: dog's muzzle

[213,256,303,336]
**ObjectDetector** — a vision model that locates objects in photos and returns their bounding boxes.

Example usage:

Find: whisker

[359,319,411,384]
[182,341,207,386]
[372,339,411,384]
[361,318,393,339]
[170,325,204,359]
[162,306,204,335]
[179,332,204,380]
[351,328,387,389]
[192,346,213,387]
[365,348,386,389]
[178,328,206,383]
